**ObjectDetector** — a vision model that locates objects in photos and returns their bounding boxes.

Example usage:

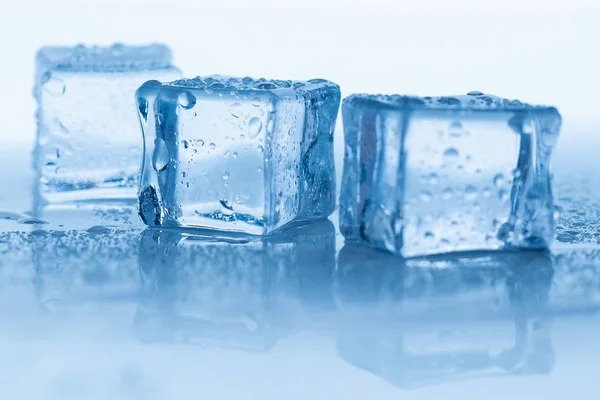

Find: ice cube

[33,43,181,212]
[135,220,335,348]
[340,94,562,256]
[136,75,340,234]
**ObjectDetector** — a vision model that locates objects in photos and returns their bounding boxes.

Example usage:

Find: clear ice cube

[340,94,562,256]
[136,75,340,234]
[33,44,181,211]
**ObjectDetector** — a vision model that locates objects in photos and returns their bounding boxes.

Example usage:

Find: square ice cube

[33,44,181,211]
[340,93,561,256]
[136,75,340,234]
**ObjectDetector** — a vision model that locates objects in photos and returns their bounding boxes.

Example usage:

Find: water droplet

[111,43,125,56]
[448,121,463,137]
[427,172,438,185]
[424,231,434,238]
[182,140,189,149]
[178,91,196,109]
[257,167,263,173]
[17,217,48,225]
[257,145,264,153]
[152,138,169,172]
[182,171,187,178]
[252,98,261,107]
[266,119,274,133]
[467,91,484,96]
[419,190,432,202]
[556,232,574,243]
[209,142,216,150]
[224,151,231,158]
[137,97,148,120]
[42,73,66,96]
[248,117,263,138]
[464,185,477,200]
[229,102,243,118]
[192,112,197,117]
[222,171,230,181]
[220,199,234,211]
[493,173,505,187]
[232,152,238,159]
[498,189,509,201]
[443,147,459,164]
[482,187,491,197]
[442,187,453,199]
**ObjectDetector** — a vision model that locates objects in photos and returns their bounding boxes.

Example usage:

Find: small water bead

[419,190,432,202]
[467,91,484,96]
[229,102,243,118]
[223,172,230,180]
[251,98,261,107]
[178,91,196,109]
[493,173,505,187]
[498,189,509,201]
[464,185,477,200]
[197,139,205,147]
[152,138,169,172]
[209,142,216,150]
[482,186,492,197]
[427,172,439,185]
[248,117,263,138]
[448,121,463,137]
[220,199,234,211]
[257,145,264,153]
[232,152,238,158]
[224,151,230,158]
[257,167,263,173]
[443,147,459,164]
[182,140,189,149]
[442,187,454,199]
[266,119,274,133]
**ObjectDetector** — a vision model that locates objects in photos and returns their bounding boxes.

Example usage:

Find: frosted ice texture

[33,43,181,210]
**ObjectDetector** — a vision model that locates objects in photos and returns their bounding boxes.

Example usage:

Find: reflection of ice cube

[335,246,555,388]
[135,220,335,350]
[33,44,181,210]
[32,228,141,313]
[136,76,340,234]
[340,94,561,256]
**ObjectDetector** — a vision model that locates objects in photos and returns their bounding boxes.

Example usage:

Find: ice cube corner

[136,76,340,235]
[340,93,561,257]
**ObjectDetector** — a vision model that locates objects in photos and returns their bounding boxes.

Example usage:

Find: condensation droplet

[442,187,453,200]
[152,138,169,172]
[182,140,189,149]
[209,142,216,150]
[443,147,460,164]
[266,119,274,133]
[257,145,264,153]
[222,171,230,180]
[229,102,243,118]
[178,91,196,109]
[419,190,432,202]
[464,185,477,200]
[498,189,509,201]
[448,121,463,137]
[467,91,484,96]
[248,117,263,138]
[493,173,505,187]
[482,186,491,197]
[232,152,238,159]
[251,98,261,107]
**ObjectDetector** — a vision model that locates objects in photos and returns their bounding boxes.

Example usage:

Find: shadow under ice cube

[340,94,561,256]
[136,76,340,234]
[33,44,181,211]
